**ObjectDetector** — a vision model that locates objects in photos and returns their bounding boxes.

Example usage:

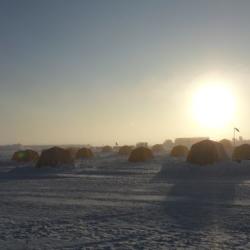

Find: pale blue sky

[1,0,250,145]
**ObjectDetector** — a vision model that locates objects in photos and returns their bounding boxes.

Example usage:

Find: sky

[1,0,250,145]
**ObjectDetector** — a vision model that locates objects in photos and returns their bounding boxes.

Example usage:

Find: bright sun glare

[192,82,235,128]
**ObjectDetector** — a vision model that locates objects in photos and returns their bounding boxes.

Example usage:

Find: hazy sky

[1,0,250,145]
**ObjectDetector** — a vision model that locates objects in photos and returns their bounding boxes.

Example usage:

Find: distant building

[174,137,209,148]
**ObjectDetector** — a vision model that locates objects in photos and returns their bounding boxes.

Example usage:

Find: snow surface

[1,150,250,249]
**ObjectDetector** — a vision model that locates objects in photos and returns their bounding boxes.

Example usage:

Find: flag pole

[233,128,235,147]
[233,127,240,147]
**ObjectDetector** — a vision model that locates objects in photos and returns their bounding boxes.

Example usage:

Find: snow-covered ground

[1,150,250,249]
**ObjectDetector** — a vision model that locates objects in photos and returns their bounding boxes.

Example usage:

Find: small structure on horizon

[162,139,174,150]
[102,145,113,153]
[152,144,165,153]
[118,145,133,155]
[136,142,148,148]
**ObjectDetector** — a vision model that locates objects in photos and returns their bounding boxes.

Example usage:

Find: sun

[192,82,235,128]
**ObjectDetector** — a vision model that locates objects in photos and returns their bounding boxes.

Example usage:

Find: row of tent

[11,145,155,167]
[10,139,250,167]
[170,139,250,165]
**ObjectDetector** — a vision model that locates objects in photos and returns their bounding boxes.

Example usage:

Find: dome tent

[187,140,228,165]
[76,148,94,159]
[128,147,153,162]
[36,147,74,168]
[12,150,39,162]
[170,145,189,158]
[232,144,250,162]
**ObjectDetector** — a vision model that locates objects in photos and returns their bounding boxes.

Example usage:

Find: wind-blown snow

[0,150,250,249]
[160,156,250,179]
